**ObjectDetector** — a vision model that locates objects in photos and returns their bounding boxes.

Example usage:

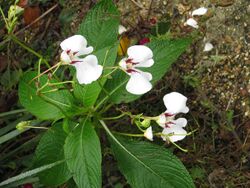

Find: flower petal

[134,59,154,68]
[60,51,71,64]
[203,42,214,52]
[73,55,103,84]
[161,126,187,142]
[156,114,166,128]
[77,46,94,56]
[118,58,127,70]
[127,45,153,63]
[126,72,152,95]
[163,92,189,114]
[118,25,127,35]
[192,7,208,16]
[60,35,93,55]
[144,126,153,141]
[185,18,198,29]
[173,118,187,128]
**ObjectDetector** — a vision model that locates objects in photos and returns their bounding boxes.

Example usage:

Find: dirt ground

[0,0,249,187]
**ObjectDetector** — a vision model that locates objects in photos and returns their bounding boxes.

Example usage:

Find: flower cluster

[144,92,189,143]
[184,7,208,29]
[60,35,154,95]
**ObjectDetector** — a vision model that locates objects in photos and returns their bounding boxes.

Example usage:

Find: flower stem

[102,113,127,120]
[102,67,118,78]
[10,35,50,68]
[30,62,62,83]
[113,131,144,137]
[48,81,74,87]
[169,139,188,152]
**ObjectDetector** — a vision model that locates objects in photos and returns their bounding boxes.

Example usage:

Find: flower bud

[16,121,30,131]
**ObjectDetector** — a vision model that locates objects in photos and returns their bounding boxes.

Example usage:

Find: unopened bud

[141,119,151,128]
[16,121,31,131]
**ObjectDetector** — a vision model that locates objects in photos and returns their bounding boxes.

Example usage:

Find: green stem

[24,125,48,130]
[94,77,128,111]
[40,88,59,94]
[0,6,9,29]
[102,113,126,120]
[10,35,50,68]
[37,58,42,83]
[48,81,74,86]
[113,131,144,137]
[0,109,27,118]
[102,67,119,78]
[169,139,188,152]
[30,62,61,84]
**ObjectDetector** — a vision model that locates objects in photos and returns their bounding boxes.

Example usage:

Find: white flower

[184,7,208,29]
[185,18,199,29]
[203,42,214,52]
[191,7,208,16]
[72,55,103,84]
[119,45,154,95]
[60,35,93,64]
[144,126,153,141]
[118,25,127,35]
[60,35,103,84]
[163,92,189,115]
[161,118,187,142]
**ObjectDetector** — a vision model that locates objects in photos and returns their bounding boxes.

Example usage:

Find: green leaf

[33,123,71,186]
[0,160,64,187]
[102,38,192,104]
[18,72,79,120]
[78,0,119,50]
[109,136,195,188]
[73,43,118,107]
[64,119,102,188]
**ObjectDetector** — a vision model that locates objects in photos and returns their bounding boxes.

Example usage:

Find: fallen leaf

[118,36,130,56]
[18,0,29,8]
[23,6,41,28]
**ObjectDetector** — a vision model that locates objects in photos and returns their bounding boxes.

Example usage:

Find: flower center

[165,121,175,128]
[125,58,139,73]
[66,49,81,64]
[164,112,174,117]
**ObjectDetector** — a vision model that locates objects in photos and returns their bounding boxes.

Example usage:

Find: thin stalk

[30,62,61,83]
[48,81,74,87]
[0,109,27,118]
[0,115,32,137]
[0,6,9,28]
[10,35,50,68]
[113,131,144,137]
[102,67,118,78]
[37,58,42,83]
[102,113,126,120]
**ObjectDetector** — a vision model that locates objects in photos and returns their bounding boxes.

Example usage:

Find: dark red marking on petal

[73,51,78,56]
[165,121,175,128]
[164,112,174,117]
[126,69,138,73]
[66,49,71,54]
[126,58,139,65]
[125,58,133,64]
[70,60,82,64]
